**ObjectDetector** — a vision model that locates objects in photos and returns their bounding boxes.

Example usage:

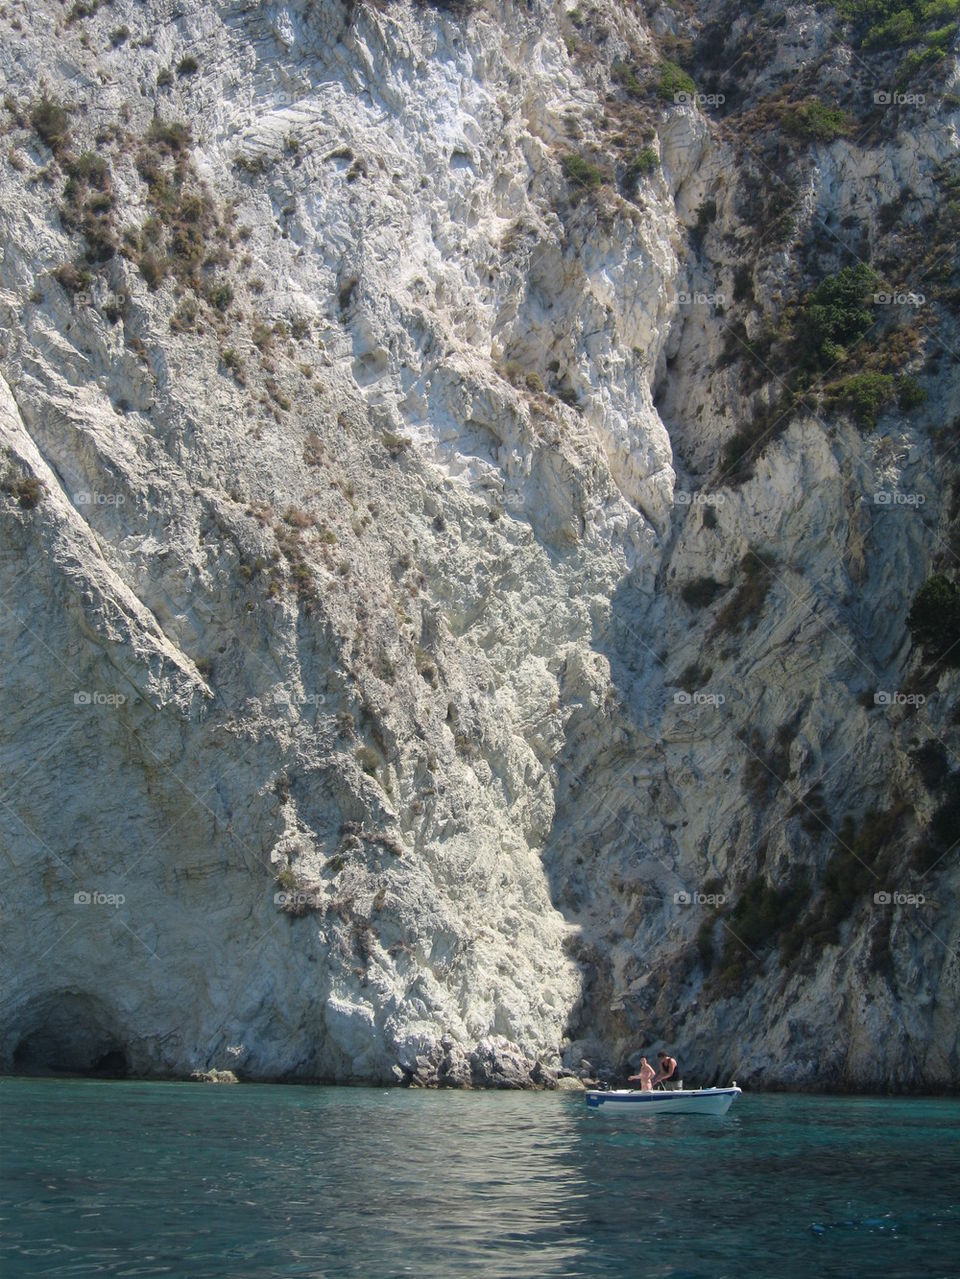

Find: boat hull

[585,1086,741,1116]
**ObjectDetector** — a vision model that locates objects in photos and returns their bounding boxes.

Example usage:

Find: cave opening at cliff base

[9,992,130,1078]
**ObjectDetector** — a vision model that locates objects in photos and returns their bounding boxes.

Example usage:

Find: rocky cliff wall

[1,0,957,1090]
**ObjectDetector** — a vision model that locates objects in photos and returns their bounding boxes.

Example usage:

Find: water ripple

[2,1081,959,1278]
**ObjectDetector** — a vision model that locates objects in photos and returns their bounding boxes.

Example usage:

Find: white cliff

[1,0,957,1090]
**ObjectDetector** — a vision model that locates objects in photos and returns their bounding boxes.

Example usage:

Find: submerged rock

[191,1070,239,1085]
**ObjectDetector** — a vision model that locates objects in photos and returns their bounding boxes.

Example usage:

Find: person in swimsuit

[627,1057,656,1091]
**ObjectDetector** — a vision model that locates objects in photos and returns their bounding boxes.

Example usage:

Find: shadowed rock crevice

[10,993,130,1078]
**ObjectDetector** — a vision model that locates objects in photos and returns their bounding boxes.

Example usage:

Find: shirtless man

[627,1057,656,1091]
[653,1051,680,1089]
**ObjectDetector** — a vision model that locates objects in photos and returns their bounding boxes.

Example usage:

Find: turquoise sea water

[1,1078,958,1278]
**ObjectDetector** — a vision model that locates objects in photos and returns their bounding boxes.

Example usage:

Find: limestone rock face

[1,0,957,1090]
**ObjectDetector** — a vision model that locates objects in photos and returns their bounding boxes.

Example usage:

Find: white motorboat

[585,1084,741,1116]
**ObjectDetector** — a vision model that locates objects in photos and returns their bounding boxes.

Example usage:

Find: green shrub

[695,915,716,967]
[30,95,71,154]
[836,371,895,427]
[781,804,907,963]
[789,780,832,836]
[733,264,754,304]
[60,151,117,264]
[907,574,960,665]
[177,55,199,76]
[914,773,960,870]
[739,722,794,806]
[781,100,851,142]
[720,393,791,481]
[252,321,274,351]
[561,152,606,190]
[657,59,695,101]
[911,740,949,789]
[865,7,918,45]
[899,44,947,75]
[690,196,716,249]
[792,263,881,372]
[897,374,927,410]
[144,120,192,154]
[209,281,234,312]
[626,146,659,186]
[2,473,45,508]
[53,262,92,294]
[927,0,960,22]
[925,19,959,43]
[66,0,105,20]
[729,876,809,951]
[134,121,227,308]
[711,550,772,636]
[674,661,712,693]
[355,746,380,775]
[857,0,959,51]
[828,0,959,69]
[221,347,245,380]
[139,252,167,289]
[234,153,270,176]
[713,875,809,988]
[612,60,644,97]
[169,298,198,332]
[66,151,110,189]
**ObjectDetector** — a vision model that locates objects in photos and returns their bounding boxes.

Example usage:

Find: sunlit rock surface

[1,0,957,1090]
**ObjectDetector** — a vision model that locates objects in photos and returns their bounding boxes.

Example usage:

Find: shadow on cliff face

[541,569,678,1077]
[6,992,130,1078]
[542,564,958,1093]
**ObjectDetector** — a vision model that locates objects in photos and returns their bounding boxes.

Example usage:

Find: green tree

[793,263,881,371]
[907,574,960,665]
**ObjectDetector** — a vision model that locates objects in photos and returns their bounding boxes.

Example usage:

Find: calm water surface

[1,1078,958,1277]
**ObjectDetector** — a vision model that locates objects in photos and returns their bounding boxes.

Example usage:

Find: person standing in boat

[626,1057,656,1091]
[653,1051,680,1090]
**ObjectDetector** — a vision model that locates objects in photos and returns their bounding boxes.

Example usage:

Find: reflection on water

[1,1080,959,1278]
